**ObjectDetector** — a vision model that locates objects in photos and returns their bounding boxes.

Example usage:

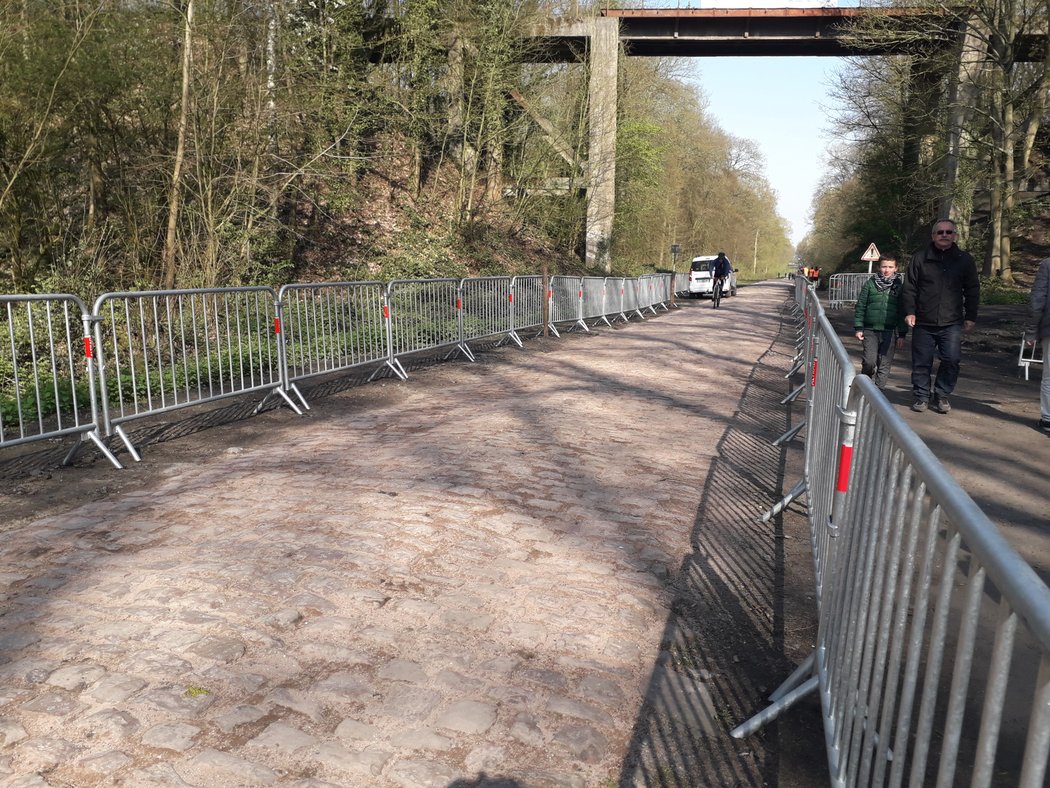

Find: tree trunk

[941,18,985,222]
[1000,93,1015,283]
[163,0,194,290]
[266,1,278,152]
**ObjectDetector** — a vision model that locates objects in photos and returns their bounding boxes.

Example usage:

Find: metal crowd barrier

[621,277,644,322]
[459,276,519,348]
[582,276,610,328]
[92,287,293,460]
[673,271,689,296]
[735,278,1050,788]
[4,273,675,465]
[653,274,672,311]
[548,275,587,335]
[277,281,387,409]
[378,278,465,380]
[828,272,872,309]
[510,275,545,336]
[639,275,659,315]
[0,294,119,468]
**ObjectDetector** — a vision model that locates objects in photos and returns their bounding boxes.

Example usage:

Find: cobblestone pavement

[0,282,821,787]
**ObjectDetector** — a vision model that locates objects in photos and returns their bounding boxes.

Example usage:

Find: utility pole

[753,229,759,274]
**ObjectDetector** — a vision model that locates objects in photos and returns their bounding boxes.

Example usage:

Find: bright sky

[690,56,846,248]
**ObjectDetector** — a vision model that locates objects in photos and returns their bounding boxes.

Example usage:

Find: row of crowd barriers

[733,276,1050,787]
[828,272,875,309]
[1,274,674,469]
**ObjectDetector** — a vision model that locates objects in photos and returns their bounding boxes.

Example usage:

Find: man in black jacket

[902,219,980,414]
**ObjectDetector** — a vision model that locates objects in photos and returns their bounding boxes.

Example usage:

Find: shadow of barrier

[619,297,827,786]
[733,277,1050,787]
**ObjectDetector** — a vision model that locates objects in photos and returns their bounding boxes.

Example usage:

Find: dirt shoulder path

[824,302,1050,584]
[0,282,824,787]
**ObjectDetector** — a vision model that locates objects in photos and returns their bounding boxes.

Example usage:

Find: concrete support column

[586,18,619,272]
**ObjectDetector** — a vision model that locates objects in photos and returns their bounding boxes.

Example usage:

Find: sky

[690,56,847,247]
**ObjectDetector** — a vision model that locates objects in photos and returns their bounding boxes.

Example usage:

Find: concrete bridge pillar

[586,17,619,272]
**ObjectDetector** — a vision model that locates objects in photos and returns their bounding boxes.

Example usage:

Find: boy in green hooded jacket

[854,258,909,389]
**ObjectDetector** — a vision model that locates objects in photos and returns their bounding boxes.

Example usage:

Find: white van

[688,255,737,298]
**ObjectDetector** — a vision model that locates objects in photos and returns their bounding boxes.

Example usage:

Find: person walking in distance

[902,219,980,414]
[1024,256,1050,432]
[854,257,907,389]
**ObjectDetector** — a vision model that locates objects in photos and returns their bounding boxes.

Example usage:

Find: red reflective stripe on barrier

[273,317,281,334]
[383,305,390,319]
[83,337,93,359]
[456,297,462,310]
[578,289,583,298]
[508,293,513,303]
[547,290,552,298]
[836,444,853,493]
[811,358,818,387]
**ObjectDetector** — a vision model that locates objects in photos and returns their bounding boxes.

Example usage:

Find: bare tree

[162,0,194,289]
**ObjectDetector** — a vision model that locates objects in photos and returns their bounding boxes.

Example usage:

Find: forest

[0,0,797,296]
[798,0,1050,286]
[0,1,1046,298]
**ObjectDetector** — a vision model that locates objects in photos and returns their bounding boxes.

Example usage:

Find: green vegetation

[979,276,1032,305]
[798,0,1049,283]
[1,1,792,296]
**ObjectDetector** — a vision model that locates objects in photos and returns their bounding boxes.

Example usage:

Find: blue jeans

[910,323,962,402]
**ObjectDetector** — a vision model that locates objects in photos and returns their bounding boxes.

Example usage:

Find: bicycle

[712,276,723,309]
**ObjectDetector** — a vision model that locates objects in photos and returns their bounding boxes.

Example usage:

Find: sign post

[670,244,680,305]
[861,242,881,273]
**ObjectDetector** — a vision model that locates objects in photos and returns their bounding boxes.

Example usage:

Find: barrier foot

[505,330,524,349]
[256,386,305,416]
[785,358,805,379]
[547,323,561,338]
[459,343,476,361]
[769,652,816,702]
[773,420,806,446]
[592,316,612,328]
[572,319,590,333]
[67,431,124,470]
[614,312,628,324]
[114,426,142,463]
[730,675,819,738]
[635,309,646,320]
[368,358,408,382]
[781,382,806,405]
[274,387,305,415]
[288,383,310,412]
[760,479,806,523]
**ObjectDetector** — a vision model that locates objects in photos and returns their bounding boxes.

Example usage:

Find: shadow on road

[618,298,828,787]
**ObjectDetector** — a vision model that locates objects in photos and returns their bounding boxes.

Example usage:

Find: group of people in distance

[851,219,1050,432]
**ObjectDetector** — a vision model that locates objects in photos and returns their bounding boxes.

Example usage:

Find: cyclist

[711,252,731,305]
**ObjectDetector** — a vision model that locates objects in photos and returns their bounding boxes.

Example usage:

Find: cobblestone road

[0,282,819,787]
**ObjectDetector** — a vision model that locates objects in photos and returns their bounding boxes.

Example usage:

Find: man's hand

[905,315,916,327]
[1025,339,1036,348]
[963,320,975,332]
[854,330,864,341]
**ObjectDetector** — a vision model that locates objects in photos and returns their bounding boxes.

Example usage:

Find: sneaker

[931,396,951,414]
[1039,419,1050,432]
[911,400,928,413]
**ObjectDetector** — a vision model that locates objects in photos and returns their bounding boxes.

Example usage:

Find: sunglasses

[934,229,955,235]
